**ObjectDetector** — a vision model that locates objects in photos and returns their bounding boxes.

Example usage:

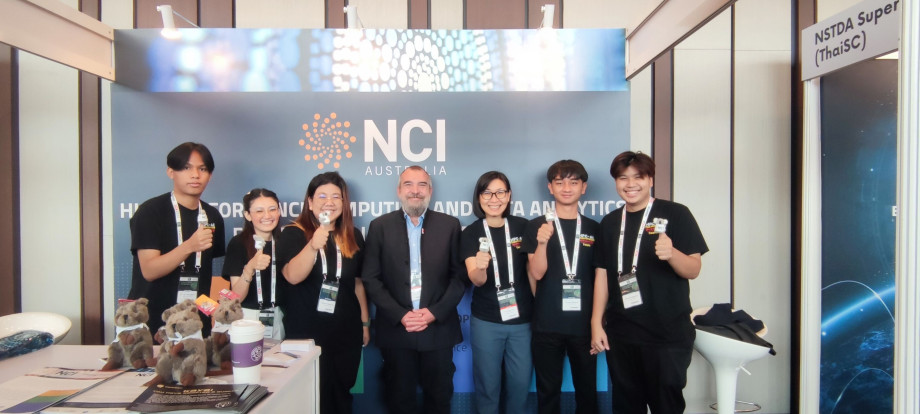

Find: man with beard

[361,166,467,414]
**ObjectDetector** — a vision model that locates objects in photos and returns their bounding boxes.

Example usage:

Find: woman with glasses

[276,172,370,414]
[461,171,535,414]
[221,188,284,338]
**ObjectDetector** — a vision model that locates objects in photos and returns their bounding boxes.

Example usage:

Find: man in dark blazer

[362,165,467,414]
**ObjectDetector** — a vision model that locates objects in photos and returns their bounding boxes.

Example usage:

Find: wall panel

[408,0,430,29]
[348,0,408,28]
[732,1,793,412]
[235,0,326,28]
[18,51,82,345]
[0,43,19,317]
[671,9,733,412]
[430,0,462,29]
[629,65,652,153]
[79,0,104,345]
[563,0,661,29]
[200,0,234,27]
[464,0,526,29]
[733,49,792,413]
[526,0,560,29]
[101,0,135,346]
[135,0,197,28]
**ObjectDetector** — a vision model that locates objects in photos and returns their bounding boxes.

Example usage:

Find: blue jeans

[471,316,533,414]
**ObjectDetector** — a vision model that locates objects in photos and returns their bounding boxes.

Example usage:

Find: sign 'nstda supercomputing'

[801,0,900,80]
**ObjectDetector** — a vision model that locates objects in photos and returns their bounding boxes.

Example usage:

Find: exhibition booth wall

[111,27,628,412]
[10,0,808,412]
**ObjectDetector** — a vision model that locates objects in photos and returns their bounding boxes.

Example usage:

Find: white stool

[691,307,770,414]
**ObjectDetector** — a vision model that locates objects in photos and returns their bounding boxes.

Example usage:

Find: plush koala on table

[102,298,156,370]
[154,299,197,345]
[206,297,243,371]
[154,307,207,386]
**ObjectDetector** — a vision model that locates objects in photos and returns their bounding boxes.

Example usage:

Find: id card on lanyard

[617,199,655,309]
[256,241,278,336]
[317,243,342,314]
[171,193,208,305]
[484,220,519,321]
[552,213,582,311]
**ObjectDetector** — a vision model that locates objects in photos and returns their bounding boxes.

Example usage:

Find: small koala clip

[653,218,668,234]
[479,237,490,252]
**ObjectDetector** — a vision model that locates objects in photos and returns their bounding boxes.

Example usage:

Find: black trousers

[532,331,598,414]
[379,346,455,414]
[319,344,363,414]
[606,339,693,414]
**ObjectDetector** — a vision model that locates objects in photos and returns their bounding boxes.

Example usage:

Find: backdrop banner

[819,59,896,414]
[112,28,629,411]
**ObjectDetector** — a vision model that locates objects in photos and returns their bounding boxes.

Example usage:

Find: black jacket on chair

[361,209,467,351]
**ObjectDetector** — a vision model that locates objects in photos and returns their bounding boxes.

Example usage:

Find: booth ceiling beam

[625,0,736,79]
[0,0,114,80]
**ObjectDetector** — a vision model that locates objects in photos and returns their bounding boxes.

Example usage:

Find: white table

[0,344,321,413]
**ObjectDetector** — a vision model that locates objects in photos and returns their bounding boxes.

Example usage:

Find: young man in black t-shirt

[590,151,708,414]
[128,142,225,336]
[524,160,598,414]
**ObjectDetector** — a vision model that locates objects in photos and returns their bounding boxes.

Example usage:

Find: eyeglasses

[480,189,508,200]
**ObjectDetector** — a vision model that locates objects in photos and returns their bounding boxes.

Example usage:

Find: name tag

[318,282,339,314]
[562,279,581,311]
[618,272,643,309]
[497,288,519,321]
[259,308,275,327]
[410,271,422,307]
[177,273,199,304]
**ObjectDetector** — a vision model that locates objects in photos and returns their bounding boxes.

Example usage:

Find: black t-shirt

[276,225,364,349]
[128,192,226,335]
[221,234,278,310]
[460,216,533,324]
[523,215,598,337]
[595,199,708,345]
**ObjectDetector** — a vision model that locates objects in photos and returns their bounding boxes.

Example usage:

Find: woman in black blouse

[276,172,369,414]
[221,188,283,338]
[461,171,534,414]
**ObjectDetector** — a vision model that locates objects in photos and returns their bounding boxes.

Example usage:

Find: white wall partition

[733,1,793,411]
[236,0,325,28]
[18,49,82,345]
[672,9,734,412]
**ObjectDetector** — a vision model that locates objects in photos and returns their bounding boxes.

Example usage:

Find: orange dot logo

[298,112,354,170]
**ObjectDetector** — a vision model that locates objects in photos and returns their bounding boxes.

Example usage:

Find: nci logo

[299,112,355,170]
[299,113,447,175]
[363,119,447,176]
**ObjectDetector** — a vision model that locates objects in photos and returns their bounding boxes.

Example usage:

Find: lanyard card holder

[618,271,643,309]
[177,272,199,304]
[318,282,339,314]
[259,307,275,327]
[259,307,280,339]
[562,278,581,311]
[497,288,519,321]
[410,271,422,305]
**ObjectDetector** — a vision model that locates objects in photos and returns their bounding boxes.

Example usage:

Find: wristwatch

[362,320,371,327]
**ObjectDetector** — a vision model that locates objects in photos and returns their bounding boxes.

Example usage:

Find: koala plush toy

[155,307,207,386]
[154,300,197,344]
[102,298,156,370]
[206,297,243,370]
